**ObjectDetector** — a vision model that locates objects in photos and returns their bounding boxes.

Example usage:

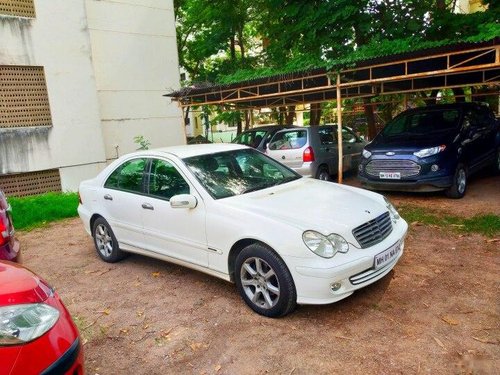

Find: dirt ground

[18,174,499,375]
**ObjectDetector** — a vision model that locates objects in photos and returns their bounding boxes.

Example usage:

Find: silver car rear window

[268,130,307,150]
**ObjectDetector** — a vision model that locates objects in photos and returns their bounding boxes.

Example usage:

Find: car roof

[403,102,486,113]
[240,125,298,132]
[127,143,249,159]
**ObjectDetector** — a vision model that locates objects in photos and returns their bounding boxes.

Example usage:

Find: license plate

[379,172,401,179]
[374,241,401,269]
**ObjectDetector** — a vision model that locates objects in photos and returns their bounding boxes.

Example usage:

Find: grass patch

[9,192,79,231]
[398,204,500,238]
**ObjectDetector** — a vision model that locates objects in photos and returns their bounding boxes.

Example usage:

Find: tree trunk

[285,106,295,125]
[309,103,321,125]
[453,87,465,102]
[184,106,190,126]
[278,107,285,125]
[238,26,245,62]
[244,110,251,131]
[236,114,242,135]
[230,34,236,62]
[363,98,377,140]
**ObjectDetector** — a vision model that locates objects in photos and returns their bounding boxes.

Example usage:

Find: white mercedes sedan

[78,144,408,317]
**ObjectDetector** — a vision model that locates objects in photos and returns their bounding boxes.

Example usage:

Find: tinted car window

[148,159,190,200]
[104,158,146,193]
[318,128,335,145]
[233,130,268,148]
[342,128,358,143]
[268,130,307,150]
[383,109,461,136]
[183,149,299,199]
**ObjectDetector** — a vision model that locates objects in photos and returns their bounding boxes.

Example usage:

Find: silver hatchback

[266,125,366,180]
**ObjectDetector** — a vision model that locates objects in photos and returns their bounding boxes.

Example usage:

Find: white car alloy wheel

[235,244,296,317]
[240,257,280,309]
[92,217,125,263]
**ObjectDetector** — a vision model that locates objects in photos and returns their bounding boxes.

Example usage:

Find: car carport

[166,38,500,183]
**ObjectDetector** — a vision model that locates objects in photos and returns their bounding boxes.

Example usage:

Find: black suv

[358,103,499,198]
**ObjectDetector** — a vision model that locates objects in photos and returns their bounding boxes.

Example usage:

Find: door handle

[142,203,154,210]
[104,194,113,201]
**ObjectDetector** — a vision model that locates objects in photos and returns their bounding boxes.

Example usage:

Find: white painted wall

[1,0,185,191]
[85,0,185,160]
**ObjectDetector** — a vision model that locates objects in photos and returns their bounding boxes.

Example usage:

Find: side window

[104,158,146,193]
[148,159,190,200]
[342,128,357,143]
[318,128,335,145]
[268,130,307,150]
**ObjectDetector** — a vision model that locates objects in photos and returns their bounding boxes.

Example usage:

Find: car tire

[316,166,331,181]
[92,217,126,263]
[494,147,500,175]
[235,243,296,318]
[445,164,467,199]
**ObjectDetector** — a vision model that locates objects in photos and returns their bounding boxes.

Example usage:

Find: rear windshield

[232,130,268,148]
[268,130,307,150]
[382,109,461,136]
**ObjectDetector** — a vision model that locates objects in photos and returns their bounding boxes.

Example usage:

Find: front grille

[352,212,393,248]
[349,256,398,285]
[365,159,421,178]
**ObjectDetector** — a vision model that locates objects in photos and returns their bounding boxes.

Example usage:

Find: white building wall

[0,0,107,191]
[85,0,185,161]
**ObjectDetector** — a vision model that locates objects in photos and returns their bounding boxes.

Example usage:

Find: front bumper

[358,174,453,192]
[284,218,408,305]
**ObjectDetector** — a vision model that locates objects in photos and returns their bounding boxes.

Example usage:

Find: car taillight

[303,146,315,162]
[0,217,9,246]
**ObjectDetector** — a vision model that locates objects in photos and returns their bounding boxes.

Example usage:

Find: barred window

[0,66,52,128]
[0,0,36,18]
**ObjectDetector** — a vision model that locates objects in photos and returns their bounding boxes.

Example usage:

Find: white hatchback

[78,144,408,317]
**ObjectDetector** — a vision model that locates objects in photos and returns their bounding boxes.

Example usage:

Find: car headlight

[384,196,400,222]
[302,231,349,258]
[362,149,372,158]
[413,145,446,158]
[0,303,60,346]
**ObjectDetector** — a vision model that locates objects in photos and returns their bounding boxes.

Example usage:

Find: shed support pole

[336,74,343,184]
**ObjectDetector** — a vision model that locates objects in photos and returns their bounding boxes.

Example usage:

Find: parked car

[358,103,500,198]
[232,125,298,152]
[0,189,20,262]
[0,260,83,374]
[266,125,367,180]
[78,144,407,317]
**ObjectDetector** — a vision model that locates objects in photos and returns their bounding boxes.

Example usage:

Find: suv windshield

[382,109,461,137]
[183,149,300,199]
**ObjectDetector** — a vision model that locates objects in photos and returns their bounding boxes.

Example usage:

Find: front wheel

[235,244,296,317]
[445,164,467,199]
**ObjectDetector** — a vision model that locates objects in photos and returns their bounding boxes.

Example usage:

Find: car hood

[368,132,456,153]
[0,261,52,306]
[219,178,387,237]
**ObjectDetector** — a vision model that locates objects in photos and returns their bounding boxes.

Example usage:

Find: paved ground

[18,173,499,374]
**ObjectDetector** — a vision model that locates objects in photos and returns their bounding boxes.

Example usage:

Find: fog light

[330,282,342,291]
[431,164,439,172]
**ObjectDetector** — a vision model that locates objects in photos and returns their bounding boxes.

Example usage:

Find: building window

[0,66,52,128]
[0,0,36,18]
[0,169,62,197]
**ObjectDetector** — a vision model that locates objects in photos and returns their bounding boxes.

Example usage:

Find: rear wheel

[316,166,331,181]
[92,217,125,263]
[445,164,467,199]
[235,244,296,317]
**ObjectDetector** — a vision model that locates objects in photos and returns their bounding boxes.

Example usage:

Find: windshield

[183,149,301,199]
[382,109,461,137]
[232,130,268,148]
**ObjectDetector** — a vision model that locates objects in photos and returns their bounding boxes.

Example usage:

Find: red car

[0,261,84,374]
[0,190,20,262]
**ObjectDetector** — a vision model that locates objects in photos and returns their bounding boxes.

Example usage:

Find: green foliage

[398,205,500,238]
[133,135,151,150]
[9,192,79,231]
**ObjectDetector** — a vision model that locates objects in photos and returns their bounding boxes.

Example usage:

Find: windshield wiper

[241,183,271,194]
[274,176,300,185]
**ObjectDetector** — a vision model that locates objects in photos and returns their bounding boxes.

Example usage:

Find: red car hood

[0,261,52,306]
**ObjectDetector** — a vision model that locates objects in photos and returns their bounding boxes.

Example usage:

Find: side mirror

[170,194,197,209]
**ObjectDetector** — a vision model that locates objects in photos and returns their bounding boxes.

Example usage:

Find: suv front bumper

[358,174,453,192]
